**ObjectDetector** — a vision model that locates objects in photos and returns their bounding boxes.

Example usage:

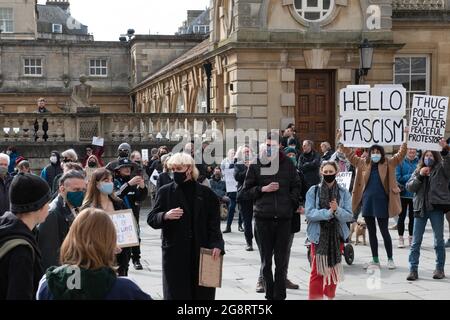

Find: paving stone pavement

[128,211,450,300]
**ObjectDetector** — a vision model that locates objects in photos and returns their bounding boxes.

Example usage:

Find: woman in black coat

[148,153,224,300]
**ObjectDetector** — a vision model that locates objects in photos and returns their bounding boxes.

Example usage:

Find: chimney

[46,0,70,12]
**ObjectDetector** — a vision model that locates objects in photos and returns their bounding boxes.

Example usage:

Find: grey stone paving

[129,211,450,300]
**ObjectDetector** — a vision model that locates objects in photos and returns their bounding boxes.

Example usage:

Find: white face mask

[50,156,58,164]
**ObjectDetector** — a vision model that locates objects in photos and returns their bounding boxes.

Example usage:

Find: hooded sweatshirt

[41,151,63,188]
[37,265,152,300]
[0,212,43,300]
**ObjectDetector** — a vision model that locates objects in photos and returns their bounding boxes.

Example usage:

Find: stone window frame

[88,57,109,78]
[0,8,13,33]
[22,56,44,78]
[283,0,347,28]
[193,25,210,34]
[52,23,63,34]
[196,87,207,113]
[393,54,430,120]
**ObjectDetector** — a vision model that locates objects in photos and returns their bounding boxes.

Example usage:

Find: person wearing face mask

[405,140,450,281]
[40,151,63,188]
[305,161,353,300]
[6,146,18,174]
[338,128,408,270]
[298,140,321,201]
[148,152,224,300]
[114,158,148,272]
[37,170,87,271]
[105,143,138,176]
[81,144,104,168]
[0,153,13,217]
[0,173,51,300]
[81,168,131,277]
[243,133,301,301]
[84,155,100,183]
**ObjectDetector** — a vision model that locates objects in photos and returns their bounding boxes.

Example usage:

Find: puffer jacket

[406,150,450,217]
[243,152,301,220]
[396,156,419,199]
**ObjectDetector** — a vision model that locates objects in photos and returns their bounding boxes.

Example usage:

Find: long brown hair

[417,150,442,172]
[60,208,117,269]
[82,168,119,209]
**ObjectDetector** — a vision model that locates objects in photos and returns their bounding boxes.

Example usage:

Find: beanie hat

[284,147,297,155]
[15,156,26,166]
[118,143,131,153]
[9,173,51,214]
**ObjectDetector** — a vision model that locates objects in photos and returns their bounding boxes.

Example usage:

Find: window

[0,8,13,33]
[24,58,42,76]
[193,25,210,34]
[176,94,185,113]
[394,55,430,118]
[196,89,207,113]
[52,24,62,33]
[89,59,107,76]
[293,0,334,22]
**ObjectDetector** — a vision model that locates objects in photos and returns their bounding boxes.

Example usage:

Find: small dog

[350,220,367,245]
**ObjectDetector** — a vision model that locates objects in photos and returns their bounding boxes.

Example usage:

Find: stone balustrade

[393,0,445,10]
[0,113,237,144]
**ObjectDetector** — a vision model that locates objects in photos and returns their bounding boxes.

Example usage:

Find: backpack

[0,239,34,262]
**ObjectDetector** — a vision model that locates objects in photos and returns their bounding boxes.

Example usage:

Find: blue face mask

[66,191,85,208]
[424,157,434,167]
[98,182,114,195]
[371,154,382,164]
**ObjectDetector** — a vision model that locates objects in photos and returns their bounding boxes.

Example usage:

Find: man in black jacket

[37,170,86,271]
[297,140,321,199]
[0,173,51,300]
[244,133,301,300]
[0,153,13,217]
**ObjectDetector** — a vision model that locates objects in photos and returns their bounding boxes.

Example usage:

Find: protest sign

[92,136,104,147]
[223,168,237,193]
[336,172,353,191]
[108,210,139,248]
[408,94,448,151]
[142,149,149,162]
[339,85,407,147]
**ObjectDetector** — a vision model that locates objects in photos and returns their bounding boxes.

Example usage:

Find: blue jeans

[409,210,446,272]
[226,192,237,228]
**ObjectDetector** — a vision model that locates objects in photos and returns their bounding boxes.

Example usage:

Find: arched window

[293,0,335,22]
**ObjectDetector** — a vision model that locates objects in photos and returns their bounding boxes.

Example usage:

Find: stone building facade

[133,0,450,145]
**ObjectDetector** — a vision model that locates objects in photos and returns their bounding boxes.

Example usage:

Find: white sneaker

[387,259,396,270]
[364,261,380,270]
[398,237,405,248]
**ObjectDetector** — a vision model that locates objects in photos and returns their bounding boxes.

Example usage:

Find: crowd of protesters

[0,121,450,301]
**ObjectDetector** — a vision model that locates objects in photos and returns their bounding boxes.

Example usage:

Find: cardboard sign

[336,172,353,191]
[142,149,149,162]
[92,136,104,147]
[408,94,448,151]
[223,168,237,193]
[108,210,139,249]
[340,116,406,147]
[150,169,159,186]
[199,248,223,288]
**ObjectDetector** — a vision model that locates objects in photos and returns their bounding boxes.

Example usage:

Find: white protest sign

[336,172,353,191]
[340,85,406,117]
[339,85,407,147]
[142,149,149,162]
[150,169,159,186]
[408,94,448,151]
[92,136,104,147]
[108,210,139,248]
[223,168,237,193]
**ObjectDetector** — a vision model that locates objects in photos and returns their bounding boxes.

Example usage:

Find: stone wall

[0,0,38,40]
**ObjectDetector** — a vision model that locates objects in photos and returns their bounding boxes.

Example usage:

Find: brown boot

[256,278,265,293]
[285,279,299,290]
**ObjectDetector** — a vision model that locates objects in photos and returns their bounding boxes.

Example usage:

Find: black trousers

[364,216,393,259]
[117,247,131,276]
[240,200,254,245]
[131,208,141,261]
[255,218,291,300]
[399,198,414,237]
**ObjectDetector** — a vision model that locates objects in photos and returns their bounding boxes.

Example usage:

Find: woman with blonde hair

[36,208,151,300]
[148,152,224,300]
[84,154,101,182]
[80,168,130,276]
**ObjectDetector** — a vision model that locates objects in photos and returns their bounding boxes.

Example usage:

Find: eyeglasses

[62,158,71,163]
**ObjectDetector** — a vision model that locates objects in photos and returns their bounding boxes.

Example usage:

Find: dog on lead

[349,220,367,246]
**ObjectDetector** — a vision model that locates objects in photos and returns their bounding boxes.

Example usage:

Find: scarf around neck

[315,182,344,285]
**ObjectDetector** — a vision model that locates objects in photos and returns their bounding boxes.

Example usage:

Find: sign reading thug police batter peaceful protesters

[408,94,448,151]
[339,85,406,147]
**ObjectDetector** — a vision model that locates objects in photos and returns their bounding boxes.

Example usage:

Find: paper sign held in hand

[199,248,223,288]
[107,209,139,248]
[150,169,159,186]
[142,149,149,162]
[92,136,104,147]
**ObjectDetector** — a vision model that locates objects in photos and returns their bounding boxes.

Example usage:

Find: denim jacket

[305,183,354,244]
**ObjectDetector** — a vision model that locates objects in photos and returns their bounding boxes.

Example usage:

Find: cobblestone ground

[129,211,450,300]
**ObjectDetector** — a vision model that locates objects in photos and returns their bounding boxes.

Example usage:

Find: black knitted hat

[9,173,51,214]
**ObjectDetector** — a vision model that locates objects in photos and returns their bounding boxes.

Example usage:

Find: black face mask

[88,162,97,168]
[121,175,131,182]
[173,171,187,185]
[119,151,129,158]
[323,174,336,184]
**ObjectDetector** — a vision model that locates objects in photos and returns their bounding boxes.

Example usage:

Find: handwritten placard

[336,172,353,191]
[408,94,448,151]
[92,136,104,147]
[108,209,139,248]
[142,149,149,162]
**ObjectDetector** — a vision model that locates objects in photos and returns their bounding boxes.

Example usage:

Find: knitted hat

[15,156,26,166]
[9,173,51,214]
[118,143,131,153]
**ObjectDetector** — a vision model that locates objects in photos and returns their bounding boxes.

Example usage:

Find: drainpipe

[203,62,212,113]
